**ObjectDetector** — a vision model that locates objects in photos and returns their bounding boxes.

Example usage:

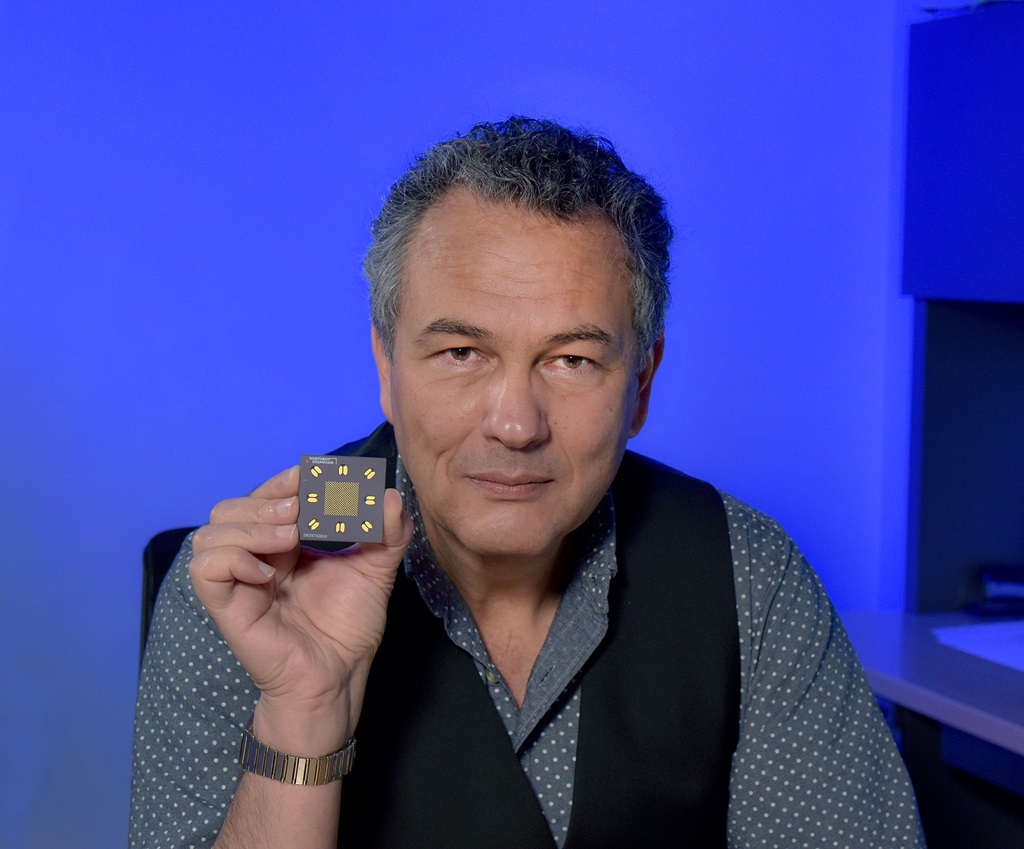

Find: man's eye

[447,348,473,361]
[560,355,590,369]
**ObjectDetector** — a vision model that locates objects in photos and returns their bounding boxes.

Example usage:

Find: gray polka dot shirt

[130,473,925,848]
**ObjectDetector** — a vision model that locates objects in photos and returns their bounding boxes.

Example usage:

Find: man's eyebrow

[419,319,617,349]
[420,318,495,343]
[546,325,617,348]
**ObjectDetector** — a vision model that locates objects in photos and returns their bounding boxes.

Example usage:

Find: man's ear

[371,326,394,423]
[629,333,665,438]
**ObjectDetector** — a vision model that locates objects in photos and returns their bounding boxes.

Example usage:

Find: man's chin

[442,519,565,565]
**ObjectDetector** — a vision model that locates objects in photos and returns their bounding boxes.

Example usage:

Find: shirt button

[483,668,499,684]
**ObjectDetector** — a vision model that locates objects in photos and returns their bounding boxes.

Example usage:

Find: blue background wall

[1,2,923,845]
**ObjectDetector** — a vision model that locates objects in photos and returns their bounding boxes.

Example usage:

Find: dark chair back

[140,527,197,665]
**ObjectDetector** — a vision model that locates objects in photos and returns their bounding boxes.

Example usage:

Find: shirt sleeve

[722,493,925,848]
[129,531,258,849]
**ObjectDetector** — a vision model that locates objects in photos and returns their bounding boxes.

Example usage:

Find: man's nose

[480,367,549,449]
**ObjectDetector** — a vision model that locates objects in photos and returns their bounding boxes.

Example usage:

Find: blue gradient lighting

[0,3,912,845]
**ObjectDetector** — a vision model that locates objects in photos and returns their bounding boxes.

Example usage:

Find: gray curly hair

[364,117,672,364]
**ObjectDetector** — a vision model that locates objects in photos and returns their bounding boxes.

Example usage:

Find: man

[131,117,924,848]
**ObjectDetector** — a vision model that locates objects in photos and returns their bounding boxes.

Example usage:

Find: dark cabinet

[904,4,1024,613]
[898,7,1024,847]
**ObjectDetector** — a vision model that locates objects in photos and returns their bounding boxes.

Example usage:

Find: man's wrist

[251,695,356,756]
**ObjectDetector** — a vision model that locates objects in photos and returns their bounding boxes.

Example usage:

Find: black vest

[333,424,739,848]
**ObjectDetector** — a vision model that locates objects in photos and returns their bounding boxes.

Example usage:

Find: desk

[843,611,1024,758]
[844,611,1024,849]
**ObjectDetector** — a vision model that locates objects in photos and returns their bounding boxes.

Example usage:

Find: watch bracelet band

[238,712,356,785]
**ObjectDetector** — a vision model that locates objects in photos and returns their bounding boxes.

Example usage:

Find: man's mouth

[466,472,552,497]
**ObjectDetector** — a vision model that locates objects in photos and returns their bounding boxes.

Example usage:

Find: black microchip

[297,455,387,544]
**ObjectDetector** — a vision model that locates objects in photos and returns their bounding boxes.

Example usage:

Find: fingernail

[258,561,276,577]
[275,524,295,539]
[276,496,296,516]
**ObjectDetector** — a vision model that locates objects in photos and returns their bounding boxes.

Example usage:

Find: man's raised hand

[189,465,413,750]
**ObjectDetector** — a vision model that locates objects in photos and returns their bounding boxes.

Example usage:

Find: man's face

[372,188,661,570]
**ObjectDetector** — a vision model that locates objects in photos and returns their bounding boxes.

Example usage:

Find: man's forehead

[390,189,637,354]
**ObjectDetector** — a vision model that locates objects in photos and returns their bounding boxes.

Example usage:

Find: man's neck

[436,546,567,611]
[424,521,573,708]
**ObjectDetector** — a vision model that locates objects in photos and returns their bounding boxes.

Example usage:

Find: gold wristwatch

[238,713,356,785]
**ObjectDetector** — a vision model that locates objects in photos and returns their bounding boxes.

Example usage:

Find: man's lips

[466,472,553,496]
